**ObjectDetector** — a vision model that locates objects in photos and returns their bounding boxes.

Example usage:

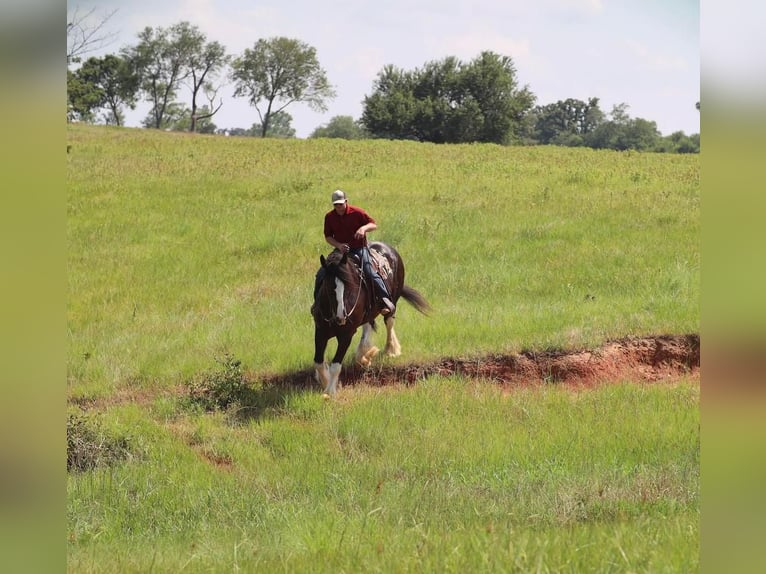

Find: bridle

[317,261,364,325]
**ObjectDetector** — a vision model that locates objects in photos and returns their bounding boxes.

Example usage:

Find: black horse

[312,241,430,396]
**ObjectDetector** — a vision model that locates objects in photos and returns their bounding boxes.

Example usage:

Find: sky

[69,0,700,138]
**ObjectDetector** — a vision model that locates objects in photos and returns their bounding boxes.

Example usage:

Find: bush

[185,353,250,411]
[67,412,132,472]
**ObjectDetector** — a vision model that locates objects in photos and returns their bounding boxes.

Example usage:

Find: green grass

[67,125,699,572]
[68,379,698,573]
[67,126,698,399]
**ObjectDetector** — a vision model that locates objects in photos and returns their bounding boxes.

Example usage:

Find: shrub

[67,412,132,472]
[185,353,250,411]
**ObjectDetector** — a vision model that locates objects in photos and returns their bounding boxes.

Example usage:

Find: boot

[380,297,395,315]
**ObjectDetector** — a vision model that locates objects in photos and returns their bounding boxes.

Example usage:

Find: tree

[218,112,295,138]
[67,69,103,123]
[231,37,336,138]
[310,115,368,139]
[532,97,604,145]
[584,104,661,151]
[180,28,229,132]
[459,51,535,144]
[250,111,296,138]
[67,5,118,65]
[360,65,420,140]
[69,55,139,126]
[123,22,192,129]
[124,22,229,132]
[361,51,535,144]
[657,131,699,154]
[158,104,218,134]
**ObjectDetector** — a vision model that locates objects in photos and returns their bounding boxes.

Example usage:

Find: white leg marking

[334,278,345,324]
[355,323,379,367]
[328,362,342,396]
[315,362,331,395]
[383,315,401,357]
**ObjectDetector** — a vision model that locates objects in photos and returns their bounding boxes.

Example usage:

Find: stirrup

[380,297,395,315]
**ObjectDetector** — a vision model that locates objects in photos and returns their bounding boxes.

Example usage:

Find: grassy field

[67,125,698,398]
[67,125,699,572]
[69,380,698,573]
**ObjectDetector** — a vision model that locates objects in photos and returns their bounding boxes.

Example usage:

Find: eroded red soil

[262,333,700,390]
[70,334,699,410]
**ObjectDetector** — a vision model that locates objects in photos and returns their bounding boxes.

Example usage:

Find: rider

[312,189,396,316]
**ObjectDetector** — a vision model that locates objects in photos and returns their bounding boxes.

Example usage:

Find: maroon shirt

[324,204,376,249]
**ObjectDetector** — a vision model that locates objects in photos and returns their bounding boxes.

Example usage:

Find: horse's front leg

[355,322,380,367]
[314,329,332,394]
[324,331,354,397]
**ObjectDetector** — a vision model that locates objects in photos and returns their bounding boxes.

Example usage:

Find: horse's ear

[340,252,347,264]
[320,254,326,267]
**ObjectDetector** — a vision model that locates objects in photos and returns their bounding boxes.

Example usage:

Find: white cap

[331,189,347,204]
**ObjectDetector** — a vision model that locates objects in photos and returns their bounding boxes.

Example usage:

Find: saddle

[348,248,392,280]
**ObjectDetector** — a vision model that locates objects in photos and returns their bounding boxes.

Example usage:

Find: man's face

[333,201,347,215]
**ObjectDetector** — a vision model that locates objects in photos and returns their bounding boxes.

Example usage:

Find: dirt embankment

[265,333,700,390]
[70,334,699,411]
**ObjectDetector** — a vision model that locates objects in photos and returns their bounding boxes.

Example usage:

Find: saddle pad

[370,248,392,279]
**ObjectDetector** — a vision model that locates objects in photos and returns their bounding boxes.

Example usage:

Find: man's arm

[354,222,377,240]
[325,235,347,252]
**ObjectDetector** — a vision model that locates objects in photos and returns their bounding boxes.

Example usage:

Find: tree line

[67,17,699,153]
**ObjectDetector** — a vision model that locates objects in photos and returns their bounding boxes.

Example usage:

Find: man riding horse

[312,189,396,317]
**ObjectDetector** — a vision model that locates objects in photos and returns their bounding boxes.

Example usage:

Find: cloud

[427,29,531,64]
[626,40,690,72]
[556,0,603,15]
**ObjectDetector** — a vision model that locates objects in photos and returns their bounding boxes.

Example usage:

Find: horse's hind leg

[383,315,401,357]
[355,323,379,367]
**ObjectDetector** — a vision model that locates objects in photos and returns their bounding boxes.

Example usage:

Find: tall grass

[68,379,698,573]
[67,126,698,399]
[67,126,698,572]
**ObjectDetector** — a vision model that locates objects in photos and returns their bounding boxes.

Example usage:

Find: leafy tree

[68,55,139,126]
[180,28,229,132]
[67,69,103,123]
[67,5,118,65]
[656,131,699,154]
[410,57,466,143]
[360,65,420,140]
[154,104,218,134]
[251,111,296,138]
[584,104,661,151]
[310,115,369,139]
[123,24,186,128]
[122,22,195,129]
[219,112,295,138]
[532,97,604,145]
[361,51,534,144]
[124,22,229,132]
[231,37,336,138]
[460,51,535,144]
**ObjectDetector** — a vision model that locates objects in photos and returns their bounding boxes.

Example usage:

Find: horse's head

[317,251,359,325]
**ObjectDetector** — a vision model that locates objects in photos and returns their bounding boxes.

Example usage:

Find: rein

[318,261,364,324]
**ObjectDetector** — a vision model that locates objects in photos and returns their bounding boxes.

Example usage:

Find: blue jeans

[313,247,392,301]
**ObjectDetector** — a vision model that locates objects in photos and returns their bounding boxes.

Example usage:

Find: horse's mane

[323,251,357,286]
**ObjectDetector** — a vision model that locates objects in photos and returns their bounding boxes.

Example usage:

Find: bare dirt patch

[70,334,699,410]
[262,333,700,390]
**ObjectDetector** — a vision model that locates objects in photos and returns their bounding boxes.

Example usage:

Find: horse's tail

[400,285,431,315]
